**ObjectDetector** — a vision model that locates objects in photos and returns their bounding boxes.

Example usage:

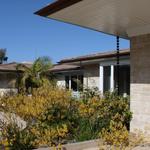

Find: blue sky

[0,0,129,63]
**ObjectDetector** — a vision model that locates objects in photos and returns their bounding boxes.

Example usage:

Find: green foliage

[4,124,35,150]
[99,115,148,150]
[100,114,129,149]
[16,56,54,94]
[76,93,132,141]
[0,84,72,148]
[81,87,100,102]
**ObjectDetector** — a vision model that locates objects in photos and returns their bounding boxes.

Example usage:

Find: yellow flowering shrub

[73,92,132,141]
[99,113,150,150]
[0,86,132,149]
[0,84,72,121]
[99,125,150,150]
[0,84,73,149]
[100,116,129,149]
[31,124,68,147]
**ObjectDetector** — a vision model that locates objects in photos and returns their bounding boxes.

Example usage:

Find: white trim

[110,65,114,92]
[127,25,150,37]
[69,76,71,90]
[99,65,104,94]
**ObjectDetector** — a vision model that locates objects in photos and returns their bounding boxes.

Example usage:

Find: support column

[69,76,71,90]
[130,34,150,132]
[110,65,114,92]
[99,65,104,94]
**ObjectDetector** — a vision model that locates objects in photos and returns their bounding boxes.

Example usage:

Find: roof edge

[34,0,82,17]
[59,49,130,63]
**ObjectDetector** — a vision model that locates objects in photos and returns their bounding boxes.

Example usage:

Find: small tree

[16,56,53,94]
[0,49,7,64]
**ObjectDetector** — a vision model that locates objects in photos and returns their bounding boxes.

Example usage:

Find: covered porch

[35,0,150,132]
[100,62,130,96]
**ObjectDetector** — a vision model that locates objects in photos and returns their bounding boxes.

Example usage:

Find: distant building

[0,50,130,97]
[0,62,32,96]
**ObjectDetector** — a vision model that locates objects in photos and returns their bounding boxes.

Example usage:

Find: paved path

[34,140,99,150]
[34,140,150,150]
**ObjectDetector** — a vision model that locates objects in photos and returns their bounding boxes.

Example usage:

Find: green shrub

[76,93,132,141]
[5,124,35,150]
[100,114,129,149]
[99,118,149,150]
[81,87,100,102]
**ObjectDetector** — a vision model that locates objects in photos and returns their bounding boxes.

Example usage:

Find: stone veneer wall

[83,64,99,89]
[0,72,18,96]
[0,72,17,88]
[130,34,150,132]
[56,75,65,88]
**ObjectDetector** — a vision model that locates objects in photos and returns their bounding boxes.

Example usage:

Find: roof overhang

[49,64,81,72]
[35,0,150,39]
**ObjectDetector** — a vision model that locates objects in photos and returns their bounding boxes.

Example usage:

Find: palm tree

[16,56,53,94]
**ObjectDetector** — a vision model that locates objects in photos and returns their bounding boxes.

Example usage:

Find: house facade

[0,50,130,97]
[50,49,130,97]
[35,0,150,132]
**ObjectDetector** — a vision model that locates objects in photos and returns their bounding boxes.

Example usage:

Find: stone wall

[83,64,99,89]
[56,75,66,88]
[0,88,18,97]
[0,72,17,88]
[130,34,150,132]
[0,72,18,96]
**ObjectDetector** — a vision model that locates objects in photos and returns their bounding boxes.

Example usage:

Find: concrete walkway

[35,140,150,150]
[34,140,99,150]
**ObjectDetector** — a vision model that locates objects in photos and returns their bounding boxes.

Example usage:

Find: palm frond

[17,56,53,93]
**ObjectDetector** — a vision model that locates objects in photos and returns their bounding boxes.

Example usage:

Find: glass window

[65,76,69,89]
[103,66,111,92]
[66,74,83,92]
[71,75,77,91]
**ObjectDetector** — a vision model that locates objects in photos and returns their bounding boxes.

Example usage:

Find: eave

[35,0,82,17]
[35,0,150,39]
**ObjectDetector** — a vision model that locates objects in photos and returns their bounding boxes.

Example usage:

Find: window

[66,74,83,92]
[71,75,77,91]
[65,76,69,89]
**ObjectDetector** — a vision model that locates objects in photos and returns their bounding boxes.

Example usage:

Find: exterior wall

[130,34,150,132]
[55,64,100,90]
[83,64,99,89]
[56,75,65,88]
[0,88,18,96]
[55,58,130,93]
[0,72,18,96]
[0,72,17,88]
